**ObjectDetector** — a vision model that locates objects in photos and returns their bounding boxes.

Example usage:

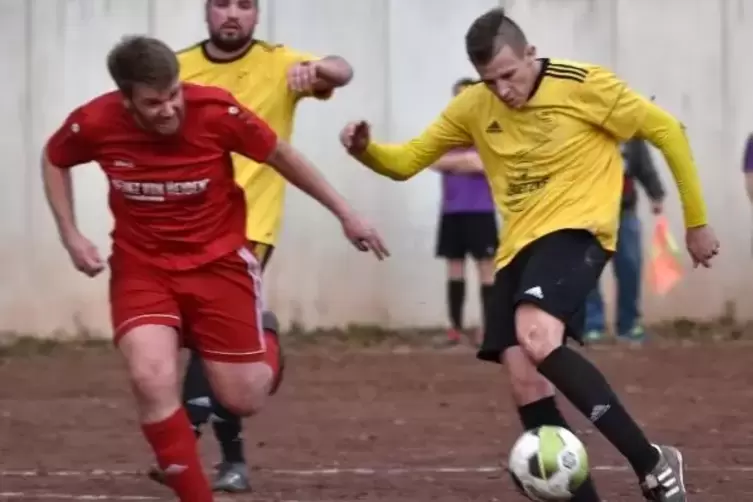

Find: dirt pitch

[1,336,752,501]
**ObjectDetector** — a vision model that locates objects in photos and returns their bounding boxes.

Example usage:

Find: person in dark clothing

[743,134,753,199]
[584,138,666,343]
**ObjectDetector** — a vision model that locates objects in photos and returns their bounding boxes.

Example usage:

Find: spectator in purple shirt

[432,78,498,346]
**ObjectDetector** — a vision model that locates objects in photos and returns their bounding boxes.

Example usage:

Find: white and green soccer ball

[508,425,589,501]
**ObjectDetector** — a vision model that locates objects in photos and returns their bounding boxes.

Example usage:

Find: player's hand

[340,212,389,260]
[340,121,371,155]
[287,61,319,93]
[685,225,719,269]
[62,231,105,277]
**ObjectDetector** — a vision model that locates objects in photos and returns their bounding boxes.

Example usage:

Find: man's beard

[208,32,253,53]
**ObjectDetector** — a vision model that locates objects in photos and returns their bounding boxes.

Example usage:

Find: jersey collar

[200,39,257,64]
[528,58,550,100]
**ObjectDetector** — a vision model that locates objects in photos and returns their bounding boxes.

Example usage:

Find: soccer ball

[507,426,589,501]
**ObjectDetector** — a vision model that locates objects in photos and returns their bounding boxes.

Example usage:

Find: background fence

[1,0,752,336]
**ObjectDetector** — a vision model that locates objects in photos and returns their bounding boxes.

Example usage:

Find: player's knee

[210,362,273,417]
[129,354,179,406]
[118,325,180,413]
[476,258,496,285]
[447,259,465,279]
[503,347,555,405]
[514,303,564,364]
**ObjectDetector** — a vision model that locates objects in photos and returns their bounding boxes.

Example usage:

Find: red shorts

[109,246,265,363]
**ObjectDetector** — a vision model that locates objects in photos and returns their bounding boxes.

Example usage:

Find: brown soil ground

[0,336,751,501]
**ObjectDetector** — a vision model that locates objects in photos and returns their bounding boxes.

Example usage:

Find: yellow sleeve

[356,96,473,181]
[575,66,708,228]
[636,103,707,227]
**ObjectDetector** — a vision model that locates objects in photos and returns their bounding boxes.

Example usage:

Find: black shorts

[435,212,498,260]
[248,241,275,272]
[478,230,611,364]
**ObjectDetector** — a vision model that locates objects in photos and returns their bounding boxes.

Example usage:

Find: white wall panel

[0,0,750,337]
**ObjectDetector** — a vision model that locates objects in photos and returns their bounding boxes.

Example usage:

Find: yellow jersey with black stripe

[178,40,329,245]
[357,58,707,270]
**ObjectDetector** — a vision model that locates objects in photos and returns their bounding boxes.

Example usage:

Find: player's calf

[513,303,681,499]
[118,324,213,502]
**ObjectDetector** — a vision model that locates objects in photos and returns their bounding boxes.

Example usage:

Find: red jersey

[45,83,277,270]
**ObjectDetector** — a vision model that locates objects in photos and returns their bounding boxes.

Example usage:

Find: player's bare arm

[41,153,104,277]
[310,55,354,90]
[264,140,388,260]
[431,150,484,174]
[287,55,353,95]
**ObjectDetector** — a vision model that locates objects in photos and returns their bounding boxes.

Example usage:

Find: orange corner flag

[648,215,684,296]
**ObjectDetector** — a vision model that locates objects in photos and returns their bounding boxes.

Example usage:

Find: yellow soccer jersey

[358,59,707,270]
[178,40,330,245]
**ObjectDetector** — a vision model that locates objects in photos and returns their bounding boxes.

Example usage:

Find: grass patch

[1,303,752,359]
[0,330,110,358]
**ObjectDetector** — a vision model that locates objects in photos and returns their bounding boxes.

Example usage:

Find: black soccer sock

[212,403,245,464]
[537,346,660,478]
[517,397,601,502]
[480,284,495,332]
[447,279,466,330]
[181,351,214,435]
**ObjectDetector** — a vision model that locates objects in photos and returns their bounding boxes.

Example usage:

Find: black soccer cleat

[640,445,686,501]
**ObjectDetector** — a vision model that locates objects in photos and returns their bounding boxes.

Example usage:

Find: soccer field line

[3,463,753,480]
[0,494,159,501]
[0,494,317,502]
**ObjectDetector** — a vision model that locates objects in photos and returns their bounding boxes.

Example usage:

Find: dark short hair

[106,36,179,98]
[452,77,476,95]
[454,77,476,87]
[206,0,258,8]
[465,8,528,66]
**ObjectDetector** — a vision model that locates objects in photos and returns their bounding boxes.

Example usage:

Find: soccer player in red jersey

[41,36,387,502]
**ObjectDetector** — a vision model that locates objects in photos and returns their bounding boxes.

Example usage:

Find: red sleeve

[213,96,278,162]
[45,107,96,168]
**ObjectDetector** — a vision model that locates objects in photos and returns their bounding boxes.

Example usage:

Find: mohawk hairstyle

[465,8,528,66]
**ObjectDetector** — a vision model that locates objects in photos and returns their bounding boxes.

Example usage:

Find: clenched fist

[340,121,371,155]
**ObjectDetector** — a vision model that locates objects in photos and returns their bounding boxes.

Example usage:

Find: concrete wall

[1,0,751,336]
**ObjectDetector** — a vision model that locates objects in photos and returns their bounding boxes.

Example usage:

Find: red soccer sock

[141,408,212,502]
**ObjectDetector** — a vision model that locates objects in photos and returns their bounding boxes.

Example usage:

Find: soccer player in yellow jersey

[147,0,354,493]
[341,8,719,502]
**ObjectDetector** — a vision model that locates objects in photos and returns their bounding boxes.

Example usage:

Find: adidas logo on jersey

[486,120,502,133]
